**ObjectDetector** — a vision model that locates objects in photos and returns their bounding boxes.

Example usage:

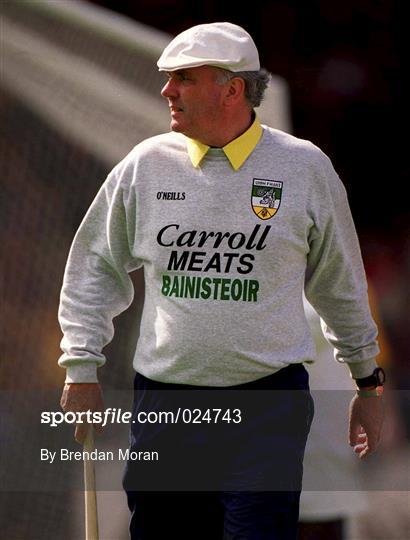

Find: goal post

[2,0,291,169]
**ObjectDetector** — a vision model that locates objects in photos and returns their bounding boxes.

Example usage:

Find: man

[59,22,384,539]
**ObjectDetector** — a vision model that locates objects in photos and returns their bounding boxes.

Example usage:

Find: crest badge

[251,178,283,220]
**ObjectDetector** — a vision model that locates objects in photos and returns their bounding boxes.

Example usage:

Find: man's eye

[164,73,191,83]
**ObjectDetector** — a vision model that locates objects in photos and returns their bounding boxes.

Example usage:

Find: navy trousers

[123,364,314,539]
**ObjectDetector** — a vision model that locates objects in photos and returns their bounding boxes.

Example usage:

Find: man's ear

[224,77,246,105]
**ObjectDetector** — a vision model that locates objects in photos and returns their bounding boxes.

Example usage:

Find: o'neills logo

[251,178,283,220]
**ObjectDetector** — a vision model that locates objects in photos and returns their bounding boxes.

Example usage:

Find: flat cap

[157,22,260,72]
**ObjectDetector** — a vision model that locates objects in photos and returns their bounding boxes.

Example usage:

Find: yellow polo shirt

[186,116,263,171]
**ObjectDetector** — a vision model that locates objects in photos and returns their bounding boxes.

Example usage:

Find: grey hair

[214,68,271,108]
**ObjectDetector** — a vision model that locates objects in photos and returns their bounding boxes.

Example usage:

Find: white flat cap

[157,22,260,72]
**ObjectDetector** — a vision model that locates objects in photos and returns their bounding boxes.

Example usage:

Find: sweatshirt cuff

[346,358,378,379]
[64,363,99,383]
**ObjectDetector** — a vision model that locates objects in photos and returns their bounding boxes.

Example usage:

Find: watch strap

[356,387,383,397]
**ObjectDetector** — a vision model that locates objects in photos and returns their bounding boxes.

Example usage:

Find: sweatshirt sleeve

[304,151,380,379]
[58,161,142,383]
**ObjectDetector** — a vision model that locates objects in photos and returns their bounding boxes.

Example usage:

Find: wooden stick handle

[84,427,99,540]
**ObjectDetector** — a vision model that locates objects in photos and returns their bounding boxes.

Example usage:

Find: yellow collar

[186,116,263,171]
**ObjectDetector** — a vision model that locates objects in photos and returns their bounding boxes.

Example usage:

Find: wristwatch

[355,367,386,389]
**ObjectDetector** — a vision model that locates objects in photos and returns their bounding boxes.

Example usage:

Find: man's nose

[161,78,178,99]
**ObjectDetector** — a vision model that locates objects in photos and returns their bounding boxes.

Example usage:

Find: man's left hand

[348,394,384,459]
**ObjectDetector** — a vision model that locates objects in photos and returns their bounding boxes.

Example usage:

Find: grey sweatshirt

[58,126,379,385]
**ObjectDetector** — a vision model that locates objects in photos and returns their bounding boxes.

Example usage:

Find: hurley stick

[83,427,99,540]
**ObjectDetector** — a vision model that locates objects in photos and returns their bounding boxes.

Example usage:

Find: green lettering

[220,279,231,300]
[170,275,180,297]
[231,279,242,301]
[195,277,201,298]
[212,278,222,299]
[200,278,212,299]
[242,279,248,301]
[161,274,171,296]
[184,276,196,298]
[248,280,259,302]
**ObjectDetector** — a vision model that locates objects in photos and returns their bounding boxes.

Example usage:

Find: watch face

[356,367,385,388]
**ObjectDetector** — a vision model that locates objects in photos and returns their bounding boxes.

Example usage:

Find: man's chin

[170,120,183,132]
[170,120,189,136]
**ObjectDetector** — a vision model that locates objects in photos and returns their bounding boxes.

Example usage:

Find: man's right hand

[60,383,104,444]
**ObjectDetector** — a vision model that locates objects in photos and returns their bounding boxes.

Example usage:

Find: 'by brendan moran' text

[41,448,159,463]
